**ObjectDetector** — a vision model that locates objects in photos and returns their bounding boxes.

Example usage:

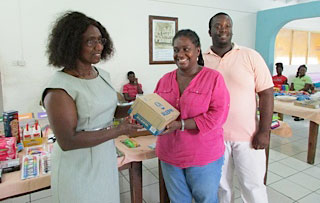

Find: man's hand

[252,130,270,150]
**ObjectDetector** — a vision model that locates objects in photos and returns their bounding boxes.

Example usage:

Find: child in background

[122,71,143,102]
[272,62,288,88]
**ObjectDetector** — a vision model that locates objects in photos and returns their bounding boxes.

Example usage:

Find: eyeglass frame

[85,38,107,47]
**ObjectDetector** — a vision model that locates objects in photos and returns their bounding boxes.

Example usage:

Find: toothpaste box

[128,93,180,135]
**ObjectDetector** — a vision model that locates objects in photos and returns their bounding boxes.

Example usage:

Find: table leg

[308,121,319,164]
[158,160,170,203]
[129,162,143,203]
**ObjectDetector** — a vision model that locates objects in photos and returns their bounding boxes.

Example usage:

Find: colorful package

[0,137,17,161]
[3,111,20,143]
[21,155,40,180]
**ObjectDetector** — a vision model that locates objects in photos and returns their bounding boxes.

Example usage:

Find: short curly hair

[47,11,114,69]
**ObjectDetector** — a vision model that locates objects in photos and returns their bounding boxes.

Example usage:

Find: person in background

[42,11,141,203]
[290,65,313,121]
[122,71,143,102]
[203,12,274,203]
[272,62,288,88]
[155,29,230,203]
[290,64,313,93]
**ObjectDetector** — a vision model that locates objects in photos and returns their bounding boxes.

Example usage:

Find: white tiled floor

[2,115,320,203]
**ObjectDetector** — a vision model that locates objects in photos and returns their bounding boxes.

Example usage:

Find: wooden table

[274,100,320,164]
[0,135,160,203]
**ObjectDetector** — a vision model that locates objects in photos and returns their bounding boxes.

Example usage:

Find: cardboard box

[128,94,180,135]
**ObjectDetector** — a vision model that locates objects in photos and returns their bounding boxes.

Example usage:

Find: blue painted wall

[255,1,320,73]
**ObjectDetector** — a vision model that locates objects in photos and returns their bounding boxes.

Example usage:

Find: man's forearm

[258,87,274,132]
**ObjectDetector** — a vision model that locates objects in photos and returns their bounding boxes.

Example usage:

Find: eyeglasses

[86,38,107,47]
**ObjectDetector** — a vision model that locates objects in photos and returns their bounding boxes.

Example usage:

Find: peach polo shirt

[203,44,273,142]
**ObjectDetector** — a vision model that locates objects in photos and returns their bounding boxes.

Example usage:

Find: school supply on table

[0,137,16,161]
[41,154,51,175]
[121,138,140,148]
[271,120,280,129]
[21,155,40,180]
[148,143,156,150]
[3,111,20,143]
[294,100,320,109]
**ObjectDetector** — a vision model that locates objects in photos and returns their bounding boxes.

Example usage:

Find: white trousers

[218,141,268,203]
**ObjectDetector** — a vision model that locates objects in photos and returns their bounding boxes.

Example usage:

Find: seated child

[272,62,288,88]
[122,71,143,102]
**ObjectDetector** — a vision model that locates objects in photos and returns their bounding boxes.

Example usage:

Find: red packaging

[0,137,17,161]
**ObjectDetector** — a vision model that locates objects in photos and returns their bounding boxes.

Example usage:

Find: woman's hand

[116,119,143,136]
[161,120,182,135]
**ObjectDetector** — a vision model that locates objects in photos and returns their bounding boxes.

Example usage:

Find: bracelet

[180,119,185,131]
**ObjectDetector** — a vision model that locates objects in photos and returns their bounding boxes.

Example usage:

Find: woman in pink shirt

[154,29,230,203]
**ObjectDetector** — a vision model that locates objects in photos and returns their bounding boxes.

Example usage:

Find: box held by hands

[128,93,180,135]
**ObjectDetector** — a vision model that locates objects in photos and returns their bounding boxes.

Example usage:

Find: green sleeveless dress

[43,68,120,203]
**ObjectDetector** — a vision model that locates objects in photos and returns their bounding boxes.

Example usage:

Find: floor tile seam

[145,167,159,179]
[271,149,303,159]
[148,168,159,179]
[142,182,160,188]
[294,190,317,202]
[279,170,304,179]
[143,165,159,170]
[269,176,315,196]
[268,156,288,162]
[286,175,320,192]
[142,181,160,188]
[123,172,159,186]
[30,195,52,202]
[279,161,313,171]
[287,136,310,144]
[268,184,301,202]
[266,177,287,186]
[123,174,131,182]
[120,188,131,194]
[268,163,300,176]
[300,171,320,181]
[120,190,148,203]
[30,193,52,201]
[273,141,308,151]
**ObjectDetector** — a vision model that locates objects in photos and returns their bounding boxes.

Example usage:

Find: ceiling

[273,0,319,4]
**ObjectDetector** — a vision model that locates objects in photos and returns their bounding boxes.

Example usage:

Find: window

[309,32,320,64]
[274,28,320,65]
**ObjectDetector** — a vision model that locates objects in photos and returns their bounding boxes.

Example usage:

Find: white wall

[0,0,291,114]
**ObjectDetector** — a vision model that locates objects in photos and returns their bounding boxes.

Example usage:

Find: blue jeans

[161,156,224,203]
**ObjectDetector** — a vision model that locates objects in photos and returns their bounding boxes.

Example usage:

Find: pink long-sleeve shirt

[154,67,230,168]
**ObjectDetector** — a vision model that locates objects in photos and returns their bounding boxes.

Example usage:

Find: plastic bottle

[32,121,41,138]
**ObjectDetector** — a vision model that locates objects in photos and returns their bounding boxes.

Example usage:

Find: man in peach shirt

[203,13,274,203]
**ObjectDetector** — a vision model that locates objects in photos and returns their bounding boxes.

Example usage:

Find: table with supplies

[0,119,292,202]
[274,99,320,164]
[0,133,166,203]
